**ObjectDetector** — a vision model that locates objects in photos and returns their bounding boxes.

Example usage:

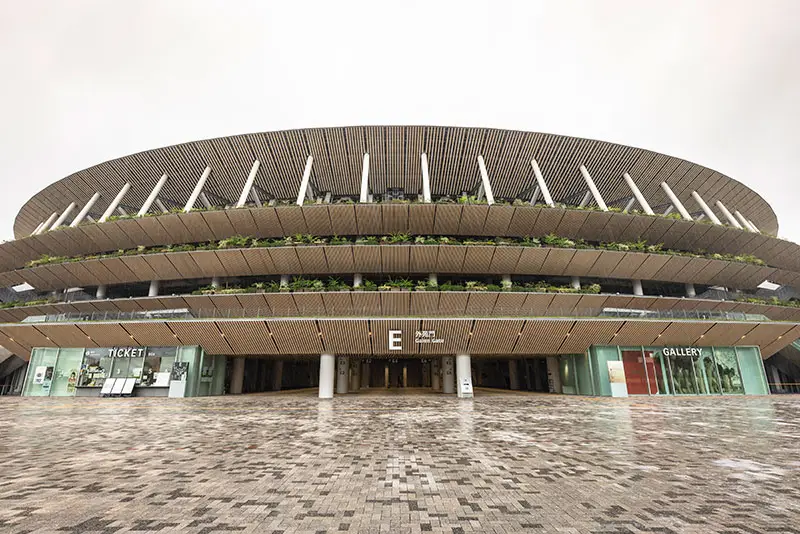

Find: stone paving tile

[0,392,799,533]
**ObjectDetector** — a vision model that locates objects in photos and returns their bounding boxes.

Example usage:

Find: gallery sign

[388,330,445,351]
[662,347,703,357]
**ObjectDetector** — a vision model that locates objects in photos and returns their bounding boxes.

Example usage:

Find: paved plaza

[0,391,798,534]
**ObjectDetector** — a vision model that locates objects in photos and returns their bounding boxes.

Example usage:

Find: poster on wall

[33,366,48,384]
[607,361,629,398]
[169,362,189,398]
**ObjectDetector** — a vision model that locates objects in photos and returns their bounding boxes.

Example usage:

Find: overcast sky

[0,0,798,242]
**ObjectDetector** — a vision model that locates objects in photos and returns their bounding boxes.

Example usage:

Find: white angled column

[623,173,654,215]
[353,273,363,288]
[578,165,607,211]
[578,191,593,208]
[295,155,314,206]
[35,212,59,234]
[442,356,455,394]
[184,167,211,212]
[690,191,721,225]
[748,219,761,233]
[236,160,261,208]
[31,220,46,235]
[660,182,692,221]
[685,283,696,298]
[319,353,335,399]
[359,153,370,203]
[99,183,131,223]
[148,280,160,297]
[421,153,431,202]
[70,193,101,227]
[530,159,554,206]
[336,355,349,394]
[477,155,495,205]
[456,353,473,398]
[529,185,540,206]
[734,210,756,232]
[715,200,743,229]
[95,284,107,299]
[622,197,636,213]
[50,202,77,230]
[571,276,581,290]
[138,174,168,216]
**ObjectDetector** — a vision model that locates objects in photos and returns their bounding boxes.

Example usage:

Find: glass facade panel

[666,352,700,395]
[643,349,667,395]
[49,348,83,397]
[23,348,59,396]
[713,347,744,394]
[736,347,769,395]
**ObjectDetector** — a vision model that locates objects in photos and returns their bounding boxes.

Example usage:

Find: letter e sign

[388,330,402,351]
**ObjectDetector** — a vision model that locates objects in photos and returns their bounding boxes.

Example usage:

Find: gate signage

[388,330,445,351]
[662,347,703,357]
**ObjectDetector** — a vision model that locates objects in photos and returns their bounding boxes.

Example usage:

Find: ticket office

[22,345,225,398]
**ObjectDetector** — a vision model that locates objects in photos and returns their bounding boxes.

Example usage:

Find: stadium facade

[2,126,800,399]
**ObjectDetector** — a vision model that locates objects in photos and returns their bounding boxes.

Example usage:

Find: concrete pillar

[691,191,722,225]
[272,360,283,391]
[422,360,430,387]
[571,276,581,290]
[632,279,643,296]
[230,357,245,394]
[100,183,131,222]
[211,276,222,289]
[350,359,361,391]
[685,283,696,298]
[185,167,211,212]
[236,160,261,208]
[402,363,408,387]
[148,280,160,297]
[319,353,335,399]
[530,159,555,206]
[770,366,782,392]
[138,174,168,216]
[623,173,654,215]
[508,359,520,390]
[578,165,608,211]
[360,153,370,203]
[384,362,389,388]
[546,356,562,393]
[353,273,363,287]
[442,356,455,394]
[456,354,473,398]
[431,357,441,391]
[501,274,512,289]
[280,274,290,288]
[421,153,432,202]
[476,155,495,205]
[428,273,438,286]
[95,285,107,300]
[71,193,101,227]
[660,182,692,221]
[50,202,77,231]
[336,355,349,394]
[715,200,743,229]
[36,212,59,235]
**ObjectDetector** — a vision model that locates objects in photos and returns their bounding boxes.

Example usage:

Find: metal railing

[20,306,772,324]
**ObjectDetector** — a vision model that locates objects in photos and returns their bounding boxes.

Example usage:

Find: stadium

[1,125,799,399]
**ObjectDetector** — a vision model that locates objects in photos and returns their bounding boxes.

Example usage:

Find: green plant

[355,236,379,245]
[382,233,411,244]
[217,235,252,249]
[329,235,349,245]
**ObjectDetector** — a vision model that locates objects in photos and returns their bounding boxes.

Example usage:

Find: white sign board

[457,376,473,398]
[606,360,629,398]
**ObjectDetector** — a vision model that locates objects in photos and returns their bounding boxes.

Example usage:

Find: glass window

[647,349,670,395]
[667,352,700,395]
[23,348,59,397]
[697,347,720,394]
[110,358,129,379]
[713,347,744,394]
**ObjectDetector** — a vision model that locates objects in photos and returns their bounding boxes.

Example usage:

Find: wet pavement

[0,391,798,533]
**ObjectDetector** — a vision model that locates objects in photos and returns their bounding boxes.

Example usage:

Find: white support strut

[579,165,608,211]
[420,153,431,203]
[477,155,495,205]
[138,174,168,216]
[35,212,58,234]
[623,173,654,215]
[360,153,370,203]
[185,167,211,212]
[530,159,554,207]
[236,161,260,208]
[50,203,77,230]
[660,181,692,221]
[690,191,722,225]
[734,210,756,232]
[715,200,743,229]
[296,155,314,206]
[100,183,131,223]
[71,192,101,227]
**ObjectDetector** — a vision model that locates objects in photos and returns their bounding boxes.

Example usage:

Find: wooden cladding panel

[380,246,411,273]
[735,323,797,347]
[295,247,329,275]
[351,245,382,273]
[169,321,232,354]
[417,319,471,354]
[275,206,308,235]
[266,247,302,274]
[407,204,436,235]
[481,206,514,236]
[381,204,409,234]
[657,322,711,345]
[76,323,137,346]
[468,319,524,354]
[611,321,667,346]
[432,205,462,235]
[217,321,278,354]
[505,207,540,237]
[302,206,333,236]
[369,319,419,355]
[318,320,371,355]
[760,325,800,357]
[514,320,574,354]
[36,324,99,348]
[559,320,623,353]
[0,325,57,348]
[697,322,756,346]
[436,246,466,273]
[355,205,381,235]
[327,205,358,235]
